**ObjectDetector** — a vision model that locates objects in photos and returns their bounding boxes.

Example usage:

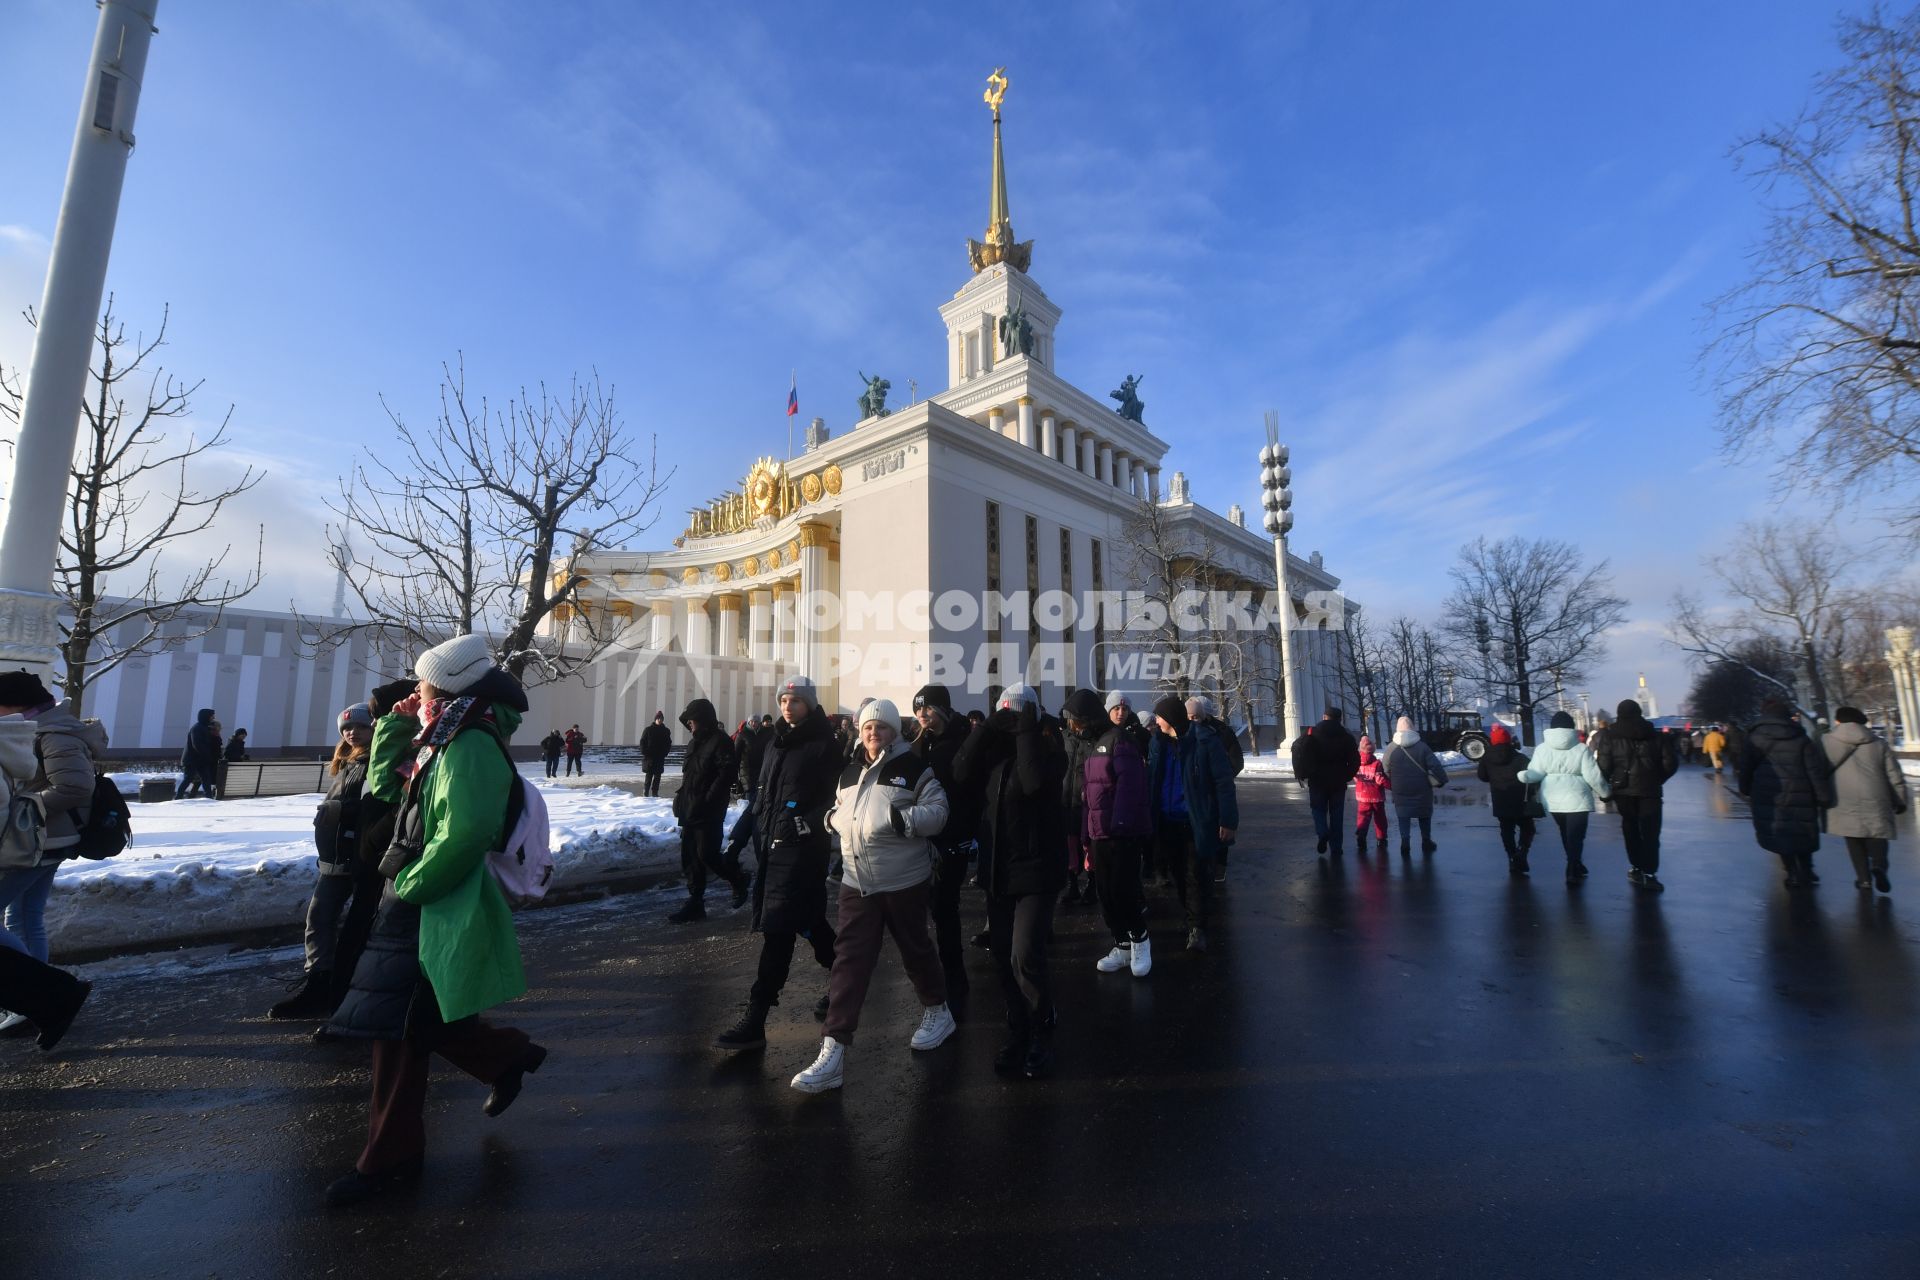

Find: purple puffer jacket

[1082,726,1150,841]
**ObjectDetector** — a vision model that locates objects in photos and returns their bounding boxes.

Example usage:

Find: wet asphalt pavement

[4,766,1920,1278]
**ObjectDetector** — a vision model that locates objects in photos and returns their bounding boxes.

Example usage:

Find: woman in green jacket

[324,634,544,1209]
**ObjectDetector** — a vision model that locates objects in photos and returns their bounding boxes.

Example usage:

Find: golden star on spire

[967,67,1033,274]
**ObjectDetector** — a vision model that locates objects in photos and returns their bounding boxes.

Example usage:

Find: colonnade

[980,398,1160,501]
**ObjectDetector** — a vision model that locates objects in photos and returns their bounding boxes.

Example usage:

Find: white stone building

[555,85,1351,741]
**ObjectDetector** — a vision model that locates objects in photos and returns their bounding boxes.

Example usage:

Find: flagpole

[787,368,795,460]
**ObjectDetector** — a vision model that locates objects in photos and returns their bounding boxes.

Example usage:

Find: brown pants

[822,881,946,1044]
[358,1016,530,1173]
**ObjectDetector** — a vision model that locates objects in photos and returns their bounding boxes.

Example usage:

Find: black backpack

[71,773,132,859]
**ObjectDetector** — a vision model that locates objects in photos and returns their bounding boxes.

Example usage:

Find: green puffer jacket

[378,704,527,1023]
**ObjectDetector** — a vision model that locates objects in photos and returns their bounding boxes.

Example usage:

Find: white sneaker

[790,1037,845,1092]
[1129,935,1153,977]
[1095,944,1131,973]
[909,1003,956,1050]
[0,1010,26,1033]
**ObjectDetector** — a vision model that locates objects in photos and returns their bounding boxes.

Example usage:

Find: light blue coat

[1517,727,1611,813]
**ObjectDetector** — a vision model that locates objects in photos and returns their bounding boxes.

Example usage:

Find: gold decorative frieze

[684,456,801,540]
[801,473,824,504]
[822,464,843,495]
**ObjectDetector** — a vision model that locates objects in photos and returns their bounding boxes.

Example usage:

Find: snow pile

[43,775,708,954]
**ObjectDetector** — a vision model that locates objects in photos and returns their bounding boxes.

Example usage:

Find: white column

[1115,453,1132,494]
[797,525,830,691]
[1080,434,1097,476]
[684,597,712,658]
[1098,444,1114,486]
[1017,397,1035,448]
[988,405,1006,439]
[649,601,673,651]
[1059,424,1077,468]
[770,583,792,665]
[716,593,741,659]
[748,589,772,662]
[0,0,161,676]
[1041,412,1058,460]
[1148,467,1161,501]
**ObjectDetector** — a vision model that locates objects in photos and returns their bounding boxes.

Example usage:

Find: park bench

[217,760,332,800]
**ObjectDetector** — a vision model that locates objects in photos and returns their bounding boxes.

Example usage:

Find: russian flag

[786,372,798,417]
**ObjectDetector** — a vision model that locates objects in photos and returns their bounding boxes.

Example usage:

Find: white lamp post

[0,0,160,678]
[1259,411,1301,746]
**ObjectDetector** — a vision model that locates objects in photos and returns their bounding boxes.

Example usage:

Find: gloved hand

[989,708,1020,734]
[370,678,416,716]
[889,805,908,837]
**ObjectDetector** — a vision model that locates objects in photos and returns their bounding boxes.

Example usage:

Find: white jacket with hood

[828,738,949,895]
[1518,725,1611,813]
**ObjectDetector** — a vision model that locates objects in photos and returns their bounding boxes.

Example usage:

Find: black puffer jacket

[1737,713,1836,856]
[314,757,369,873]
[1594,708,1677,798]
[912,711,982,848]
[955,710,1068,899]
[1476,741,1533,821]
[639,721,672,766]
[674,699,735,825]
[1300,717,1361,790]
[751,707,841,932]
[740,724,772,788]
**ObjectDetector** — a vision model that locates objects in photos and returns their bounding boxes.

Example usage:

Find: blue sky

[0,0,1885,711]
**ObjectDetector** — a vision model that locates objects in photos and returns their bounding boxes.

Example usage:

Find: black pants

[1158,818,1211,931]
[544,755,560,778]
[987,891,1054,1035]
[750,921,838,1007]
[1846,836,1890,879]
[680,820,743,906]
[176,761,219,798]
[930,842,972,986]
[1497,815,1536,859]
[1309,783,1347,852]
[565,753,584,776]
[0,943,85,1029]
[642,767,663,797]
[1613,795,1663,874]
[1091,836,1146,943]
[1551,811,1590,863]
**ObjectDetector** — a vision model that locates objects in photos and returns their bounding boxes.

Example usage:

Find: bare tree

[1709,7,1920,535]
[1672,519,1868,724]
[1333,605,1388,745]
[0,299,262,716]
[1684,637,1800,726]
[327,358,669,683]
[1440,537,1627,746]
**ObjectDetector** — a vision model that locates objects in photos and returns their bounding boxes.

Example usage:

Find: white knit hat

[414,634,494,696]
[997,682,1037,713]
[1104,690,1131,712]
[856,697,899,728]
[1186,694,1217,720]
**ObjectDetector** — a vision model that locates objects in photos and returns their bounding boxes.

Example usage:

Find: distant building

[1634,672,1660,720]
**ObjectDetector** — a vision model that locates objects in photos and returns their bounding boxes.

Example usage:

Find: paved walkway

[2,767,1917,1277]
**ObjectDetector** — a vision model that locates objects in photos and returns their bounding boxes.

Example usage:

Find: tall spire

[967,67,1033,275]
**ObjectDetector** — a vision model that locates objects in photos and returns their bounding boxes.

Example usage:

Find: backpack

[70,773,132,860]
[0,771,44,870]
[1219,724,1246,777]
[471,725,554,905]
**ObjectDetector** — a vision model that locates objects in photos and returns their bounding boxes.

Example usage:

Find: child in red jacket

[1353,735,1391,850]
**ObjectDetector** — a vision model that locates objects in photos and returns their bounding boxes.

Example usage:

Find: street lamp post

[0,0,160,678]
[1258,411,1301,746]
[1579,691,1591,732]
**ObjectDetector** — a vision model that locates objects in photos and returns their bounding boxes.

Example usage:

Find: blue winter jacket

[1150,722,1240,856]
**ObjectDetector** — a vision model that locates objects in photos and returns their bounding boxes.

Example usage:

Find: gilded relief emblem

[822,464,843,495]
[801,473,824,503]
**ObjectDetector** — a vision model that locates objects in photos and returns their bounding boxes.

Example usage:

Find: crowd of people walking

[0,649,1912,1209]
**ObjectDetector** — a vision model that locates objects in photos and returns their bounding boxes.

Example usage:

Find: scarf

[408,696,498,774]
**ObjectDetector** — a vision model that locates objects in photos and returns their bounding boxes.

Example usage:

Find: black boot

[483,1043,548,1117]
[714,1001,770,1051]
[993,1033,1029,1077]
[269,969,335,1020]
[667,899,707,924]
[1022,1024,1055,1079]
[1802,855,1820,885]
[325,1159,423,1209]
[730,873,752,910]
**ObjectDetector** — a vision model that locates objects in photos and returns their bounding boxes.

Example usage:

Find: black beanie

[0,670,53,708]
[1063,688,1105,723]
[1153,695,1189,733]
[1616,699,1644,722]
[912,684,953,713]
[1549,710,1575,730]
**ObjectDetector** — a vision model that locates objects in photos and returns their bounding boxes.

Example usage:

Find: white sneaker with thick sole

[1095,944,1131,973]
[0,1010,26,1033]
[1129,935,1153,977]
[909,1003,956,1050]
[790,1037,845,1092]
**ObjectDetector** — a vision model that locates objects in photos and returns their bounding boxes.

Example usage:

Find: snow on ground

[45,771,705,954]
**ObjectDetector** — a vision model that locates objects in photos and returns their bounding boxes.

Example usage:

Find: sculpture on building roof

[999,292,1035,357]
[858,371,891,421]
[1110,373,1145,423]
